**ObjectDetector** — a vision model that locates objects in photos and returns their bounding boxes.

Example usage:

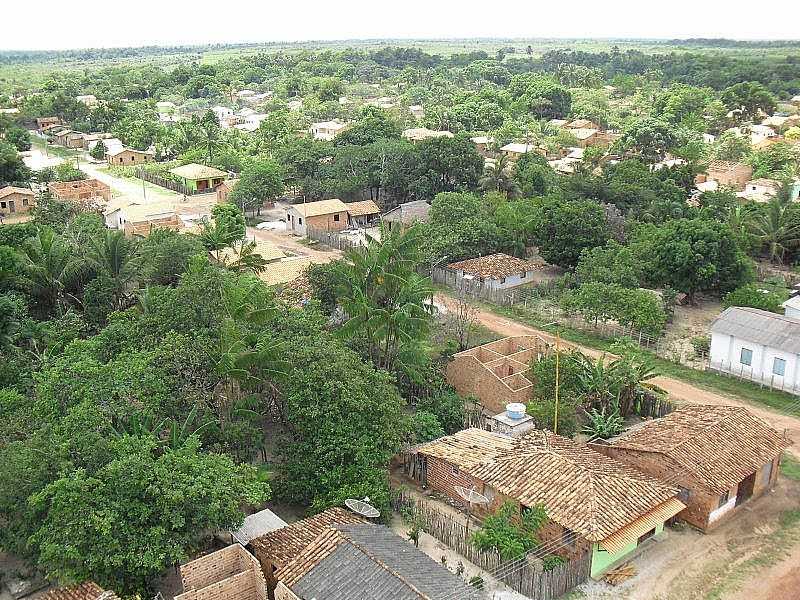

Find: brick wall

[446,354,532,414]
[272,583,300,600]
[425,456,484,505]
[176,571,257,600]
[178,544,267,600]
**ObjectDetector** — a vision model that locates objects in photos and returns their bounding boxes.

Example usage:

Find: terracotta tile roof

[0,185,34,198]
[218,240,286,264]
[415,428,515,471]
[707,160,750,173]
[603,405,790,494]
[169,163,227,180]
[249,507,364,569]
[345,200,381,217]
[290,198,349,218]
[42,583,118,600]
[446,253,538,280]
[471,431,681,542]
[276,526,344,587]
[258,257,312,286]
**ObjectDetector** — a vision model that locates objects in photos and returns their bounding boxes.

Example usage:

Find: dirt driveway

[436,294,800,458]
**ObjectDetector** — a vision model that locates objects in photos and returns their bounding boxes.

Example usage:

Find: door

[8,200,15,213]
[197,179,208,191]
[736,472,756,506]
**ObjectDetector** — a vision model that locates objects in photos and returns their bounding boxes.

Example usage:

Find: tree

[138,229,205,286]
[478,154,519,197]
[575,241,642,288]
[18,227,83,314]
[334,106,402,146]
[0,141,30,184]
[28,436,268,596]
[201,202,246,260]
[635,218,753,303]
[411,411,445,443]
[722,284,786,313]
[561,282,667,336]
[471,502,548,560]
[534,198,610,269]
[5,126,31,151]
[54,162,87,182]
[711,131,751,162]
[748,192,800,264]
[509,74,572,119]
[721,82,776,120]
[410,135,483,199]
[617,117,678,163]
[89,141,106,160]
[513,152,556,197]
[228,160,284,215]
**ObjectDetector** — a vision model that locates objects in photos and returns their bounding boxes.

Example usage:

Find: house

[42,582,119,600]
[470,135,495,156]
[749,124,777,144]
[259,257,313,287]
[52,129,85,148]
[0,186,35,217]
[217,179,238,203]
[402,127,454,143]
[36,116,61,131]
[381,200,430,230]
[87,137,123,155]
[309,120,348,141]
[708,306,800,395]
[229,508,288,546]
[274,523,479,600]
[409,104,424,119]
[740,178,781,202]
[218,240,286,267]
[169,163,228,192]
[408,429,685,579]
[103,197,139,228]
[591,405,790,532]
[499,142,538,161]
[76,94,98,107]
[176,543,267,600]
[156,100,176,112]
[446,253,540,291]
[106,147,154,166]
[105,200,180,237]
[782,295,800,319]
[48,179,111,203]
[566,118,601,130]
[287,99,303,111]
[250,507,364,594]
[285,198,349,236]
[344,199,380,227]
[705,160,753,191]
[445,335,554,414]
[570,127,600,148]
[212,106,234,122]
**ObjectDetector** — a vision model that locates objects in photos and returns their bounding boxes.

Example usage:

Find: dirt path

[730,543,800,600]
[435,293,800,457]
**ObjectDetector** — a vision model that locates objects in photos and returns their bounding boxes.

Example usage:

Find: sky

[3,0,800,51]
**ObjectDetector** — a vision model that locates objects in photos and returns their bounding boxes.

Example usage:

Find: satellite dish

[345,497,380,519]
[454,486,489,534]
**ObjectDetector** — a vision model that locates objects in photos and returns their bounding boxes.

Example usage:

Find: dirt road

[436,294,800,457]
[248,226,343,264]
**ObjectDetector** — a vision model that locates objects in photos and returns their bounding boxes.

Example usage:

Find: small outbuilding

[286,198,349,236]
[446,253,539,291]
[169,163,227,192]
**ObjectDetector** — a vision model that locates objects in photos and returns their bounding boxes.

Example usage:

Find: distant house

[212,105,233,121]
[48,179,111,203]
[566,118,600,130]
[0,186,35,218]
[499,142,538,161]
[76,94,98,107]
[470,135,495,156]
[446,253,540,291]
[106,147,154,166]
[381,200,430,230]
[570,127,600,148]
[105,200,180,237]
[408,429,685,579]
[87,136,123,155]
[782,295,800,319]
[709,306,800,395]
[592,405,790,532]
[156,100,176,111]
[344,199,380,227]
[791,95,800,107]
[402,127,454,143]
[286,198,349,236]
[36,116,61,131]
[740,178,782,202]
[250,507,364,594]
[274,523,479,600]
[310,120,348,141]
[177,544,267,600]
[169,163,227,192]
[704,160,753,191]
[216,179,238,203]
[409,104,425,119]
[287,99,303,111]
[749,124,777,145]
[52,129,85,148]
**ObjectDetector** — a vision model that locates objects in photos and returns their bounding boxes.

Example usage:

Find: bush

[582,405,624,439]
[411,411,445,443]
[722,284,787,314]
[471,502,547,561]
[691,336,710,357]
[542,555,566,571]
[526,397,579,438]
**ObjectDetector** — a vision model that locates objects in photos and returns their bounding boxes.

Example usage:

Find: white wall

[710,332,800,394]
[286,207,306,235]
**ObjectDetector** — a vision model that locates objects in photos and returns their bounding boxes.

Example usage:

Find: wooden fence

[634,393,676,419]
[391,491,590,600]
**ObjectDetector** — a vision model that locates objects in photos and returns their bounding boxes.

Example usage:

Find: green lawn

[781,453,800,481]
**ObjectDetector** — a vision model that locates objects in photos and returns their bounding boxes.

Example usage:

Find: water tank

[506,403,526,420]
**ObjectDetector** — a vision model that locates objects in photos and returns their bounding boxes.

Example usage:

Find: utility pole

[554,330,560,435]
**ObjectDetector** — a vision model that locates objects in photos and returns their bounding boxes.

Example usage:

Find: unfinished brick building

[445,335,555,414]
[590,405,790,532]
[48,179,112,204]
[177,544,267,600]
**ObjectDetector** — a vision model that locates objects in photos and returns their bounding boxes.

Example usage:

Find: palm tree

[749,187,800,264]
[479,154,520,198]
[19,227,82,314]
[83,229,141,310]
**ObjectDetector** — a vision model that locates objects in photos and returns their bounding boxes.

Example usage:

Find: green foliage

[721,81,777,120]
[0,141,30,184]
[722,284,787,313]
[471,502,547,561]
[411,410,445,443]
[54,162,87,182]
[5,126,31,151]
[305,261,339,313]
[228,159,284,214]
[533,197,610,269]
[562,282,667,336]
[617,117,679,163]
[583,404,624,439]
[526,396,580,438]
[576,241,642,288]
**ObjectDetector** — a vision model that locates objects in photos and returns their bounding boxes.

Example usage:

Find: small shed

[344,200,380,227]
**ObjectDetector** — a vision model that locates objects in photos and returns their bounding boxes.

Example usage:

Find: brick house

[177,543,268,600]
[274,524,479,600]
[217,179,238,203]
[590,405,790,532]
[169,163,228,192]
[285,199,349,236]
[249,507,364,598]
[408,429,685,579]
[106,147,154,166]
[0,186,35,218]
[446,253,542,291]
[445,335,556,414]
[36,116,61,131]
[48,179,112,204]
[344,200,380,227]
[704,160,754,191]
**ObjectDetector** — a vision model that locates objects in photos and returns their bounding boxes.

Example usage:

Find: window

[333,213,340,222]
[22,199,28,206]
[500,278,506,284]
[451,465,460,475]
[298,217,303,225]
[740,348,753,366]
[0,202,5,209]
[520,272,527,278]
[718,491,730,508]
[773,358,786,377]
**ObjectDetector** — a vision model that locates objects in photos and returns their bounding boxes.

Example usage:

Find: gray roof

[712,306,800,354]
[382,200,430,225]
[229,508,288,545]
[291,524,478,600]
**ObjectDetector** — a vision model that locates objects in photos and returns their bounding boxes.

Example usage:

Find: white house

[309,120,348,141]
[740,178,782,202]
[445,253,540,291]
[212,106,234,122]
[709,306,800,395]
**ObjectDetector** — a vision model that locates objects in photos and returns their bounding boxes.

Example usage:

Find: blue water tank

[506,403,526,420]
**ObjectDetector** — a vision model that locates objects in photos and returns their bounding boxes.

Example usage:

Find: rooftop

[0,185,34,198]
[500,142,537,154]
[381,200,430,225]
[230,508,288,545]
[123,201,176,222]
[278,524,479,600]
[402,127,454,141]
[599,405,790,494]
[177,544,267,600]
[712,306,800,354]
[707,160,751,173]
[41,583,118,600]
[570,127,599,140]
[258,258,313,286]
[290,198,349,218]
[447,253,538,280]
[169,163,228,180]
[345,199,381,217]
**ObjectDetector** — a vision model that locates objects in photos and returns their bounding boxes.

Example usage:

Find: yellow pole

[554,331,560,435]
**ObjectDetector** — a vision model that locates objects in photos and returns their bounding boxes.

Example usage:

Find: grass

[481,301,800,417]
[781,453,800,481]
[30,135,80,160]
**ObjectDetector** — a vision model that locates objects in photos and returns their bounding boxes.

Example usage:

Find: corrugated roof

[170,163,227,180]
[280,524,479,600]
[712,306,800,354]
[289,199,348,218]
[229,508,288,545]
[382,200,430,225]
[345,200,380,217]
[447,253,538,280]
[602,405,790,494]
